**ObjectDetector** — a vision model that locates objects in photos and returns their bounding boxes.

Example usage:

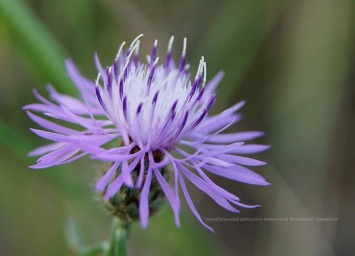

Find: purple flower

[24,35,269,232]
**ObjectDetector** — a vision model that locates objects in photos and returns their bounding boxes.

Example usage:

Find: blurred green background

[0,0,354,255]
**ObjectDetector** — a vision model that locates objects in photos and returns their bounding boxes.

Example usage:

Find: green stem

[78,242,109,256]
[106,218,131,256]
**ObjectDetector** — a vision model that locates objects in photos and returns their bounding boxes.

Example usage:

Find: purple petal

[194,115,241,135]
[28,142,64,157]
[226,101,246,114]
[199,142,245,156]
[204,165,269,186]
[23,103,56,112]
[65,60,98,104]
[204,71,224,96]
[94,52,104,75]
[169,157,181,227]
[178,171,214,232]
[139,169,153,228]
[190,160,240,201]
[96,161,120,192]
[104,174,125,200]
[206,131,265,143]
[49,90,98,115]
[94,148,140,162]
[27,112,79,135]
[218,154,266,166]
[32,89,55,105]
[30,129,115,145]
[154,169,180,226]
[45,108,111,130]
[35,145,78,163]
[224,144,271,154]
[30,145,85,168]
[233,201,260,209]
[121,160,134,187]
[136,157,145,188]
[31,152,86,169]
[179,164,239,213]
[197,156,233,167]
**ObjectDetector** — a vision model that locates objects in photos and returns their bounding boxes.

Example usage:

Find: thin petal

[30,145,85,168]
[27,111,79,135]
[65,59,98,103]
[194,115,241,134]
[96,161,120,192]
[190,160,240,201]
[178,171,214,232]
[198,142,245,156]
[218,154,267,166]
[154,169,180,226]
[204,165,270,185]
[30,129,115,145]
[204,71,224,95]
[197,156,233,167]
[139,169,153,228]
[206,131,265,143]
[104,174,125,200]
[179,164,239,213]
[218,144,270,154]
[121,160,134,187]
[23,103,57,112]
[28,142,65,157]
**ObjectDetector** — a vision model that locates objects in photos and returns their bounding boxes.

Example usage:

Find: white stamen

[195,58,204,79]
[115,42,126,60]
[129,34,144,49]
[153,57,159,66]
[182,38,187,56]
[95,73,101,85]
[134,40,140,55]
[202,61,207,87]
[122,43,139,74]
[168,36,174,52]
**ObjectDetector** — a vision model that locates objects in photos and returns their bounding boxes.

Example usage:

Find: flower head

[25,35,269,232]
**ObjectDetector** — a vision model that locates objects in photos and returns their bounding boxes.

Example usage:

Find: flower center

[95,36,215,150]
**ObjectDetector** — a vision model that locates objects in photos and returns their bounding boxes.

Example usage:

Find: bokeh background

[1,0,354,255]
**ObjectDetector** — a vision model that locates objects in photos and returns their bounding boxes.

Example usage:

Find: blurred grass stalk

[0,0,102,211]
[193,0,283,109]
[266,1,353,256]
[0,0,223,255]
[0,0,74,95]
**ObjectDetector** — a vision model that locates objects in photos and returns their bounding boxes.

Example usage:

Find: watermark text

[204,217,338,222]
